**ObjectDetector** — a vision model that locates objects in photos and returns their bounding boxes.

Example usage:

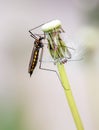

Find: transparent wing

[40,44,84,64]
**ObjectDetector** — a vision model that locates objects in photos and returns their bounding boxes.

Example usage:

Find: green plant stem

[42,20,84,129]
[57,63,84,130]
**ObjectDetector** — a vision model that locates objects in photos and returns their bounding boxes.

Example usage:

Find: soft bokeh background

[0,0,99,130]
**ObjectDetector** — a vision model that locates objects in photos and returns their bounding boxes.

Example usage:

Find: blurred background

[0,0,99,130]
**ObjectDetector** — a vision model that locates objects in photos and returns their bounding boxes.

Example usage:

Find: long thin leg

[39,48,66,90]
[29,20,54,32]
[68,57,84,62]
[39,48,57,73]
[29,20,54,39]
[29,32,38,40]
[29,23,47,33]
[29,32,46,41]
[30,34,38,40]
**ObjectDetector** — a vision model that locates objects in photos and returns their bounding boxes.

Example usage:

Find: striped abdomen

[28,46,39,76]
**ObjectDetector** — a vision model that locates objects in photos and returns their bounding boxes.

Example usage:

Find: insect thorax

[34,40,44,49]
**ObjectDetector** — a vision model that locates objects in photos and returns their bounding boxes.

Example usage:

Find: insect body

[28,35,44,76]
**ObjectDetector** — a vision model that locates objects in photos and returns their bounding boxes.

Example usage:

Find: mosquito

[28,21,79,77]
